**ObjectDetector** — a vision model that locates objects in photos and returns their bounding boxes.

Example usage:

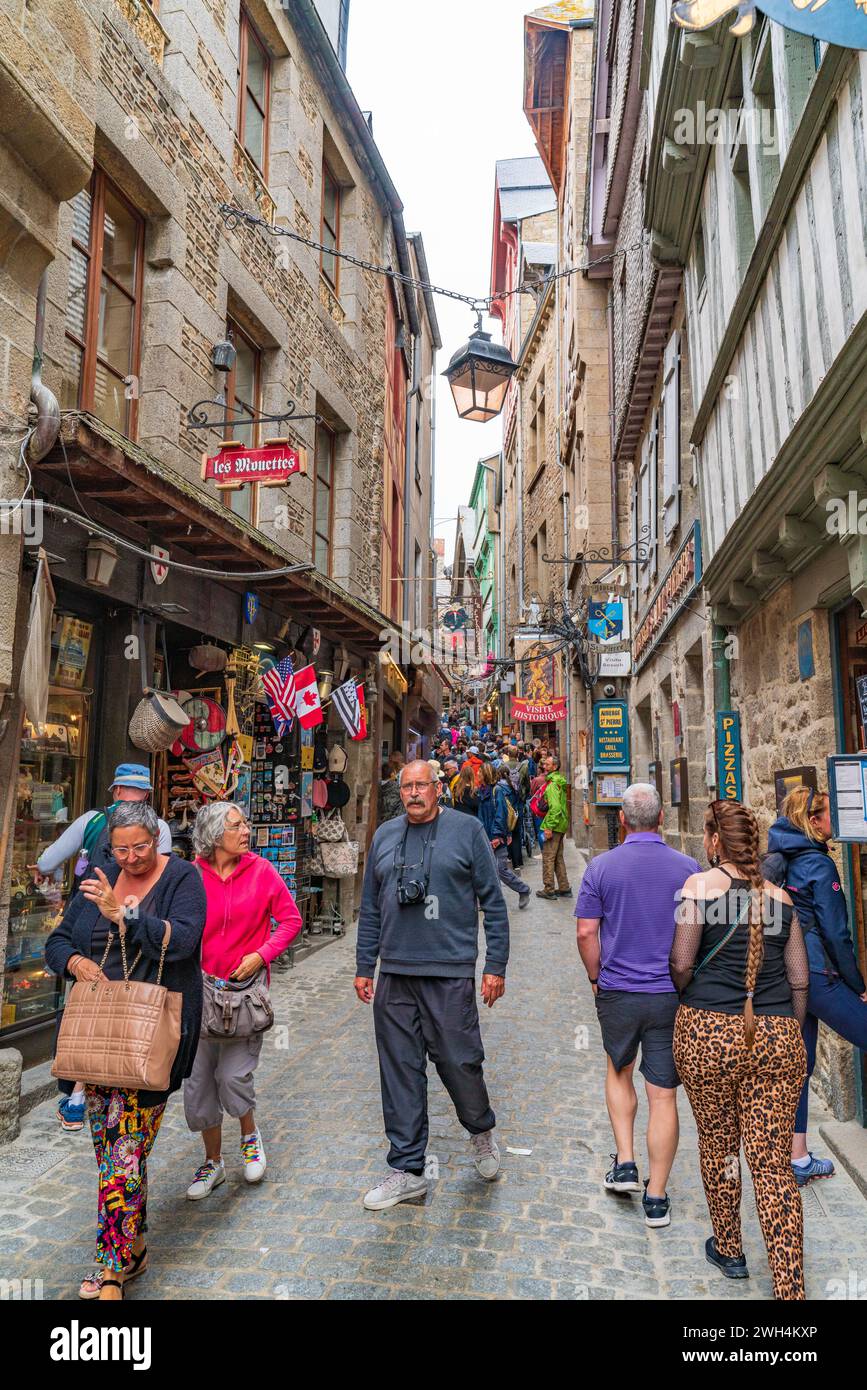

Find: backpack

[529,786,549,819]
[504,796,518,833]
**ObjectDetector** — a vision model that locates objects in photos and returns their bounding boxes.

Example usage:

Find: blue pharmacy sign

[672,0,867,50]
[716,710,743,802]
[593,700,630,771]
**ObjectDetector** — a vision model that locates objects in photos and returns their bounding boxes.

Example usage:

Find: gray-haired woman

[183,802,302,1199]
[45,802,206,1299]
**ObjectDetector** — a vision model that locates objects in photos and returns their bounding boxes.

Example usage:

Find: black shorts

[594,989,680,1088]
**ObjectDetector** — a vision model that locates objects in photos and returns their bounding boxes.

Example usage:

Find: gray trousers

[495,843,528,897]
[373,973,495,1173]
[183,1034,263,1132]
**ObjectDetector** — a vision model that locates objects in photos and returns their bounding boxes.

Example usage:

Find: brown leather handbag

[52,921,182,1092]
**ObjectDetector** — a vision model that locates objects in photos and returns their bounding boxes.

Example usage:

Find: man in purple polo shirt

[577,783,700,1228]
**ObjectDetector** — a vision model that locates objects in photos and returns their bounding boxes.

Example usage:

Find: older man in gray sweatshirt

[355,759,510,1209]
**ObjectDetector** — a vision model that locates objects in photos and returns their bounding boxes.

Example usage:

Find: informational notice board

[827,754,867,842]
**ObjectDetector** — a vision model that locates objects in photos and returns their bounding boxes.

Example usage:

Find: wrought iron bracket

[186,398,322,432]
[541,524,652,568]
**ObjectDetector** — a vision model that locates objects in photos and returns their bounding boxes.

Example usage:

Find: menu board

[828,754,867,841]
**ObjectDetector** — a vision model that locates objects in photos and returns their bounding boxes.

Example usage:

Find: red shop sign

[201,438,308,490]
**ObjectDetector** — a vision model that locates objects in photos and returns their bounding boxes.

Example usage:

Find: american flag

[262,654,297,736]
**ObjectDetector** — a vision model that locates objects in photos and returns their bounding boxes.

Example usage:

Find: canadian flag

[293,664,324,729]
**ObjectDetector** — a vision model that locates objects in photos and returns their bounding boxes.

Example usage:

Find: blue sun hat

[110,763,154,792]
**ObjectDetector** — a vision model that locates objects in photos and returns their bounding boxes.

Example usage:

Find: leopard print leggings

[673,1005,807,1301]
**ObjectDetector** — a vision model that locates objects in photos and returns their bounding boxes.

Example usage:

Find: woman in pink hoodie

[183,802,301,1199]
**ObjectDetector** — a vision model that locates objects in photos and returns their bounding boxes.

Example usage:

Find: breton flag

[331,676,363,737]
[261,654,297,737]
[293,663,324,729]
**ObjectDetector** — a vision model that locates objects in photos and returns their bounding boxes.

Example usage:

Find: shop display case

[1,689,89,1031]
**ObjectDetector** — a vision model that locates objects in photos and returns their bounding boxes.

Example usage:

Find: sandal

[99,1277,124,1300]
[78,1247,147,1300]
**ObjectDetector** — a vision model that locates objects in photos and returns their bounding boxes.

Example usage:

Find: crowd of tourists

[31,716,867,1304]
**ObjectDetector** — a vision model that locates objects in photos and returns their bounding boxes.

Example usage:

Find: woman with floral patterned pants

[45,802,206,1300]
[86,1087,167,1275]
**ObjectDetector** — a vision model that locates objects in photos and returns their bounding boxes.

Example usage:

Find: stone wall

[732,580,854,1119]
[38,0,393,601]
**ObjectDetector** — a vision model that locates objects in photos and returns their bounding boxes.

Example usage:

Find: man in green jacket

[536,753,572,900]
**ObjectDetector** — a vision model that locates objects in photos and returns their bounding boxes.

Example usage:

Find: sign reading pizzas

[202,438,307,491]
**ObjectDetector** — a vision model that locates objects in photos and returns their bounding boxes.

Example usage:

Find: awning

[33,413,396,653]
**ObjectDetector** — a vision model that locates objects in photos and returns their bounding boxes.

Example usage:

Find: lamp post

[443,312,517,423]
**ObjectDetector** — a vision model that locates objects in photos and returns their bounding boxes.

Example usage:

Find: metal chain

[218,204,644,314]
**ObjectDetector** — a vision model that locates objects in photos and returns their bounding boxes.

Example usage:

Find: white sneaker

[241,1129,266,1183]
[186,1158,226,1200]
[363,1168,428,1210]
[470,1129,501,1180]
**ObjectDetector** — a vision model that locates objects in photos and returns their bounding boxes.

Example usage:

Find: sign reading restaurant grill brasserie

[201,438,308,490]
[632,522,702,672]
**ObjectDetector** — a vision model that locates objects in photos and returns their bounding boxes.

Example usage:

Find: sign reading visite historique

[202,438,307,490]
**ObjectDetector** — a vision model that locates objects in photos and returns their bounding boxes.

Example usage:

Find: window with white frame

[662,333,681,541]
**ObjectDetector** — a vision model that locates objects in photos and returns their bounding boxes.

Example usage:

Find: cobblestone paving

[2,842,866,1301]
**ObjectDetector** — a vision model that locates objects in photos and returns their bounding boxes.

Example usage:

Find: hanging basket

[128,614,190,753]
[129,690,190,754]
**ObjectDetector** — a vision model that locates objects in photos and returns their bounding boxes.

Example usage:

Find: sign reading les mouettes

[201,438,308,490]
[633,522,702,671]
[716,710,743,802]
[592,699,630,771]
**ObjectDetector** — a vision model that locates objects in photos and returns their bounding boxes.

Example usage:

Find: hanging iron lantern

[442,312,518,423]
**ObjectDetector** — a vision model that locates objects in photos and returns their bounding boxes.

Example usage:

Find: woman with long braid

[669,800,809,1300]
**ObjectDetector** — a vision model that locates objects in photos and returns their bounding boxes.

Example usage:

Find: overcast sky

[346,0,539,570]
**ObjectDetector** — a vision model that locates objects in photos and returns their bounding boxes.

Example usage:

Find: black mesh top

[669,875,809,1025]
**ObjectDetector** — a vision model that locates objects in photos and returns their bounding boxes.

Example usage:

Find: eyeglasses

[224,817,250,832]
[401,781,435,793]
[111,840,156,859]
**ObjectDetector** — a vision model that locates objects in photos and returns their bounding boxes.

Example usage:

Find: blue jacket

[477,783,509,843]
[45,854,207,1100]
[765,817,865,994]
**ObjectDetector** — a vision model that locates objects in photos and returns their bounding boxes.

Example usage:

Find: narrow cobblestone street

[1,842,866,1302]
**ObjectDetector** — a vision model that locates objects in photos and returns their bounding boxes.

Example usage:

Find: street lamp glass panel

[451,364,512,422]
[443,329,517,422]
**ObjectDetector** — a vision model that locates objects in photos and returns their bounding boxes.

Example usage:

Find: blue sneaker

[642,1179,671,1227]
[705,1235,749,1279]
[792,1153,835,1186]
[604,1154,640,1192]
[57,1096,86,1132]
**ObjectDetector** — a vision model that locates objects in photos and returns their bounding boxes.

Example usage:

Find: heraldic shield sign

[672,0,867,47]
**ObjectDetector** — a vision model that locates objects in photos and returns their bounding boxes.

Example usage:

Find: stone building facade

[0,0,436,1127]
[639,1,867,1121]
[586,0,712,862]
[510,1,614,849]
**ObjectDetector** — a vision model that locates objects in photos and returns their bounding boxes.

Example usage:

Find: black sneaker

[535,889,557,900]
[642,1179,671,1227]
[556,888,573,897]
[705,1235,749,1279]
[604,1154,640,1192]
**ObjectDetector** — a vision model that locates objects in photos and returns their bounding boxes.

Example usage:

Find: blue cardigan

[45,853,207,1103]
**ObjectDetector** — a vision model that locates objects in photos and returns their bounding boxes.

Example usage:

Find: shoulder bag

[201,968,274,1038]
[52,921,181,1092]
[312,808,346,842]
